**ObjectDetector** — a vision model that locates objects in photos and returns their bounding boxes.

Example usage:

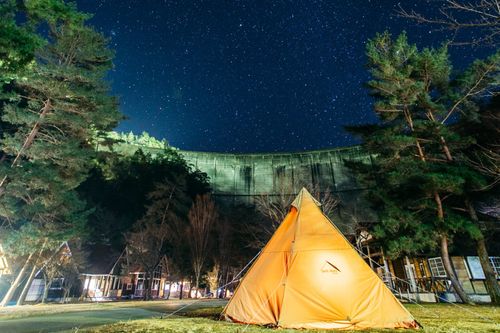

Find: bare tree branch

[187,194,218,298]
[254,179,339,241]
[398,1,500,46]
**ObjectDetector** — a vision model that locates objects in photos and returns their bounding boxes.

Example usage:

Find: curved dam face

[177,146,377,226]
[108,142,377,227]
[178,146,367,198]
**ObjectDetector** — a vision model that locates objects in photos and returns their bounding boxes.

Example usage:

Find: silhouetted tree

[187,194,218,297]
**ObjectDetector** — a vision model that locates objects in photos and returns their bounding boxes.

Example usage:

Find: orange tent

[223,188,419,330]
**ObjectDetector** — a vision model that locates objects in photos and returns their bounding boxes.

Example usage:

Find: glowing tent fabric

[223,188,418,330]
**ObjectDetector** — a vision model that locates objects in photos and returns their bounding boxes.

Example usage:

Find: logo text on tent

[321,260,341,274]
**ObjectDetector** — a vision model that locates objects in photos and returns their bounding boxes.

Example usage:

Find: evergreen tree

[0,0,121,306]
[348,32,499,304]
[454,95,500,303]
[0,0,45,78]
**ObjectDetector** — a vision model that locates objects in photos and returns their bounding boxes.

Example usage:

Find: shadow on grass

[181,306,224,320]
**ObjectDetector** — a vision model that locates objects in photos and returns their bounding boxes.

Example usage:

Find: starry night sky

[77,0,492,153]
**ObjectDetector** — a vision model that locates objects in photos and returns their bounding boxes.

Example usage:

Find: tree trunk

[220,268,230,298]
[0,252,35,307]
[476,237,500,304]
[409,110,473,304]
[434,129,485,304]
[61,287,70,304]
[440,235,473,304]
[411,112,471,303]
[143,271,150,301]
[465,198,500,304]
[0,99,52,191]
[41,277,51,304]
[165,281,172,300]
[179,280,184,299]
[147,270,154,300]
[194,275,199,299]
[16,264,37,306]
[17,240,47,306]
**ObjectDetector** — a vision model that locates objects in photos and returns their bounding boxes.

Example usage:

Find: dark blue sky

[78,0,492,152]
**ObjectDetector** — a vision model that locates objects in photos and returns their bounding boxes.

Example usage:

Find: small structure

[80,252,184,300]
[356,233,500,303]
[80,273,123,301]
[121,264,164,299]
[80,249,125,301]
[366,253,500,303]
[22,242,79,303]
[25,276,67,302]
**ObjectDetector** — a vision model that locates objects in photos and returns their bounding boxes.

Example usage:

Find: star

[76,0,492,152]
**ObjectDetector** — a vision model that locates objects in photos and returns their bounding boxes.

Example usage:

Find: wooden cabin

[359,240,500,303]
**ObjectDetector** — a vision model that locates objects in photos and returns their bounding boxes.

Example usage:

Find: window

[26,279,45,301]
[466,256,500,279]
[112,278,119,290]
[404,263,417,292]
[466,256,485,279]
[419,262,427,278]
[489,257,500,278]
[126,283,132,291]
[50,278,64,290]
[428,257,447,278]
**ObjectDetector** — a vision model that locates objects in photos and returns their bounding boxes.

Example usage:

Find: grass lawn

[0,299,226,320]
[83,303,500,333]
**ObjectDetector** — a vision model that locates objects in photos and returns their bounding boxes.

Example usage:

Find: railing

[390,277,453,294]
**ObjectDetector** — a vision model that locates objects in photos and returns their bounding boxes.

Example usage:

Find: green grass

[0,299,226,320]
[83,304,500,333]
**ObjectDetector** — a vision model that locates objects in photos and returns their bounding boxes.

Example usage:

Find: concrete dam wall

[177,146,377,226]
[110,142,377,226]
[178,146,368,197]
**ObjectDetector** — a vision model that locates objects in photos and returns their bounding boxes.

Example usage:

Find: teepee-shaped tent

[223,188,418,330]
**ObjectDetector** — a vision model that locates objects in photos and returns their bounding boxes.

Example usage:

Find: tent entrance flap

[223,187,419,330]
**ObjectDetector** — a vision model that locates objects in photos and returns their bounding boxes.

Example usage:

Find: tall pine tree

[348,32,499,304]
[455,95,500,304]
[0,0,121,306]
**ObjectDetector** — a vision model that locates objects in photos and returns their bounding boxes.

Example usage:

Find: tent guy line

[241,269,288,332]
[160,249,262,320]
[321,205,499,326]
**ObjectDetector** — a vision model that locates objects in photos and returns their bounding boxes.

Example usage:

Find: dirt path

[0,299,227,333]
